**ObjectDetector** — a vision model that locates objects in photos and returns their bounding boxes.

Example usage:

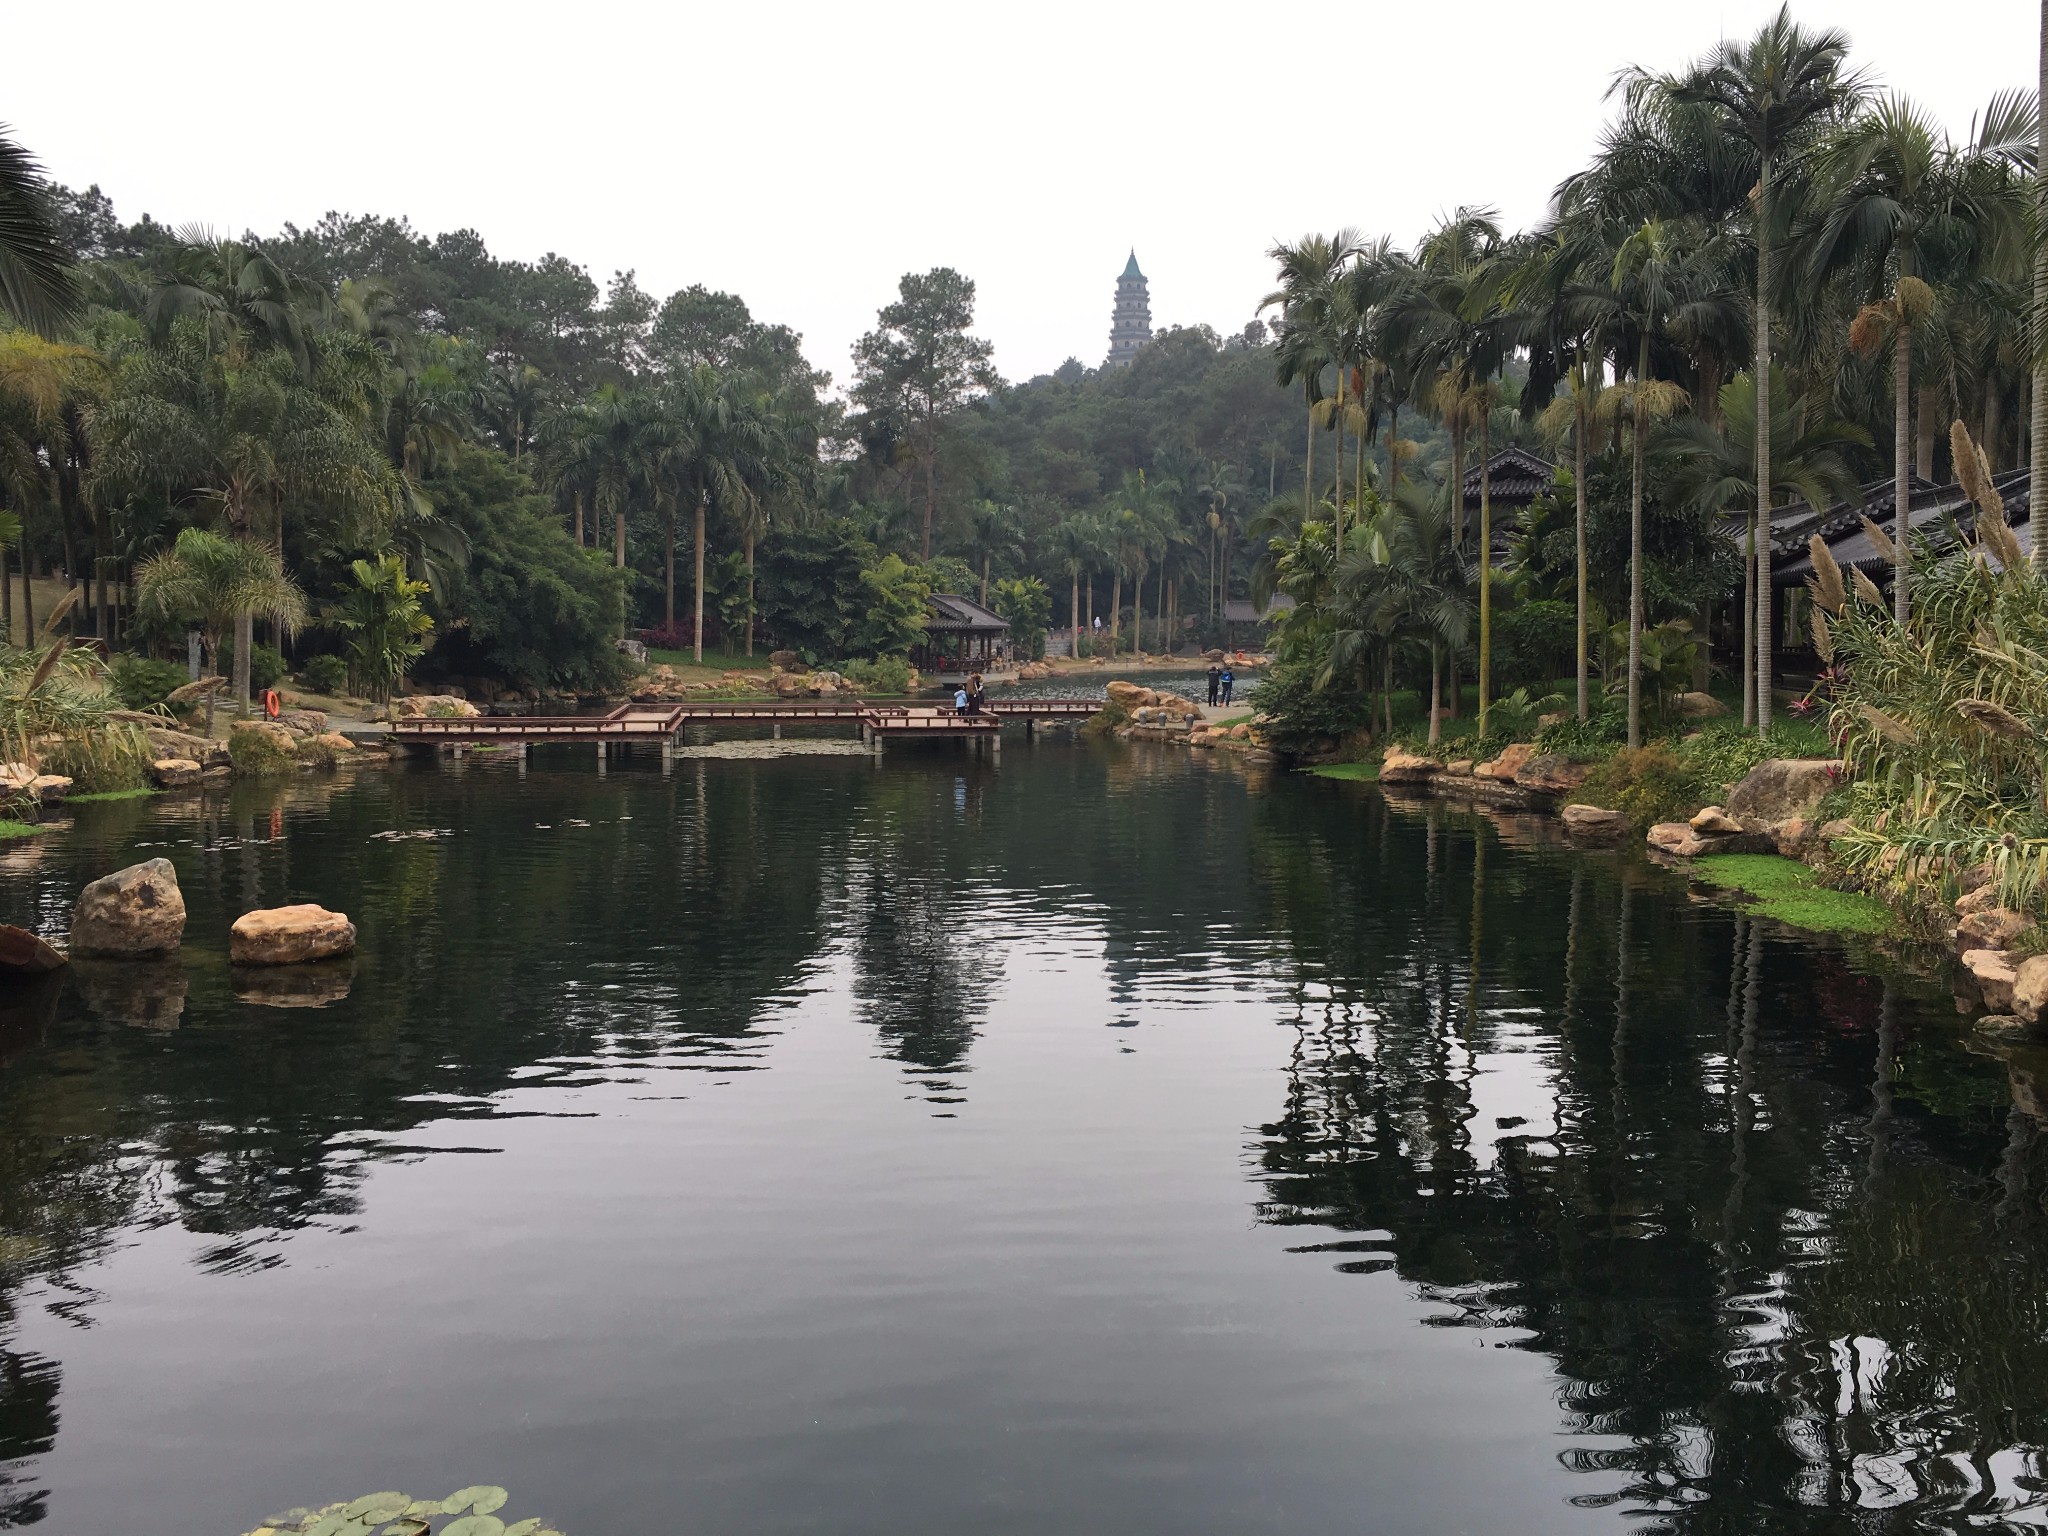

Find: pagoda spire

[1106,251,1151,369]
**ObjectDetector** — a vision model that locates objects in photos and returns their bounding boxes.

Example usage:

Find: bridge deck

[387,696,1101,745]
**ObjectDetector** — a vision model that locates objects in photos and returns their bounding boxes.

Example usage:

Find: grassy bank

[1690,854,1893,936]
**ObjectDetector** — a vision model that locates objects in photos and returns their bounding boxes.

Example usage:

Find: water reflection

[1254,790,2048,1529]
[0,751,2041,1531]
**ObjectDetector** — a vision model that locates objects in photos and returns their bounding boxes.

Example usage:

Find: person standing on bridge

[953,684,969,713]
[964,674,985,715]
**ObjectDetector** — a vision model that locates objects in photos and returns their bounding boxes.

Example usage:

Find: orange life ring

[262,688,281,720]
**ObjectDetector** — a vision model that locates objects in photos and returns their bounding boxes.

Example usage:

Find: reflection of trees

[1253,792,2048,1530]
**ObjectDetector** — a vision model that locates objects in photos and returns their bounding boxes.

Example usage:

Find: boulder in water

[229,904,357,966]
[70,859,186,958]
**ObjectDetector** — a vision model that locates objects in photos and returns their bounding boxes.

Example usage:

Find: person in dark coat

[1206,663,1222,706]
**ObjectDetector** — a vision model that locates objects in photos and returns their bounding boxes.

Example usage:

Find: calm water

[1,740,2044,1535]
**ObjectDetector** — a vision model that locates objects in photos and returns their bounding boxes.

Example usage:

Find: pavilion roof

[1770,469,2033,587]
[1460,446,1556,512]
[926,593,1010,633]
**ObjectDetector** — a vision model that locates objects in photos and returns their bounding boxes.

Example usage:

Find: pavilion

[916,594,1011,682]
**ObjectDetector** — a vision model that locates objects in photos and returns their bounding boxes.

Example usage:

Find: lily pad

[347,1494,411,1522]
[504,1522,542,1536]
[381,1521,432,1536]
[443,1518,506,1536]
[445,1487,509,1517]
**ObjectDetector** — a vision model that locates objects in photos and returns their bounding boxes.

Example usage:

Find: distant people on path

[1219,667,1234,706]
[1206,663,1222,707]
[964,673,985,715]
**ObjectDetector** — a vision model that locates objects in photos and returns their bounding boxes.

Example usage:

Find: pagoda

[1105,251,1152,369]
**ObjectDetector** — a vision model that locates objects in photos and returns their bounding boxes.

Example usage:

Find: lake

[0,737,2043,1535]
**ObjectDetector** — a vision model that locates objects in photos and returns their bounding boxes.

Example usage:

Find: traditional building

[1105,251,1152,369]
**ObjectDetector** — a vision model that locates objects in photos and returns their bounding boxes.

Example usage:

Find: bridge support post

[596,740,608,775]
[991,729,1001,760]
[773,723,782,741]
[517,742,528,779]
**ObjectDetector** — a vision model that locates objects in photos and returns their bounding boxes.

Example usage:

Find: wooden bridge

[387,697,1102,760]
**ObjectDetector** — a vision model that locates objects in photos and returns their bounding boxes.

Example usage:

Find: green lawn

[67,788,158,803]
[1307,761,1379,782]
[1691,853,1894,936]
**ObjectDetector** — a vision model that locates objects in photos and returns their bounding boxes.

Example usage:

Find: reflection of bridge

[387,697,1102,761]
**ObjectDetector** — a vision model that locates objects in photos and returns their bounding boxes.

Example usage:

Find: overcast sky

[8,2,2037,388]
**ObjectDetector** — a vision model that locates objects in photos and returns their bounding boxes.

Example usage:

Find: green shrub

[219,640,288,692]
[228,725,298,775]
[1537,709,1627,758]
[38,724,153,793]
[300,653,348,696]
[1246,660,1373,754]
[1567,745,1700,828]
[838,655,914,694]
[108,654,192,712]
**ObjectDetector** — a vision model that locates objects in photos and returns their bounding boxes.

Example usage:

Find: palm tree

[1658,4,1862,731]
[1659,367,1868,714]
[137,228,328,377]
[966,500,1022,607]
[1606,219,1697,747]
[134,527,306,731]
[1327,483,1473,744]
[1537,366,1605,723]
[1805,92,2032,624]
[1263,231,1360,518]
[89,330,400,713]
[0,125,77,336]
[1052,512,1107,656]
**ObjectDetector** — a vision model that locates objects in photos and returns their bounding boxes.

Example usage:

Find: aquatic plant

[244,1484,562,1536]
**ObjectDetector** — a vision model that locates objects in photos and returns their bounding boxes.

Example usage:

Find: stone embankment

[1098,681,1273,760]
[1379,743,1592,809]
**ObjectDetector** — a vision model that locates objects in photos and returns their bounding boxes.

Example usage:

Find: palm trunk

[665,511,676,631]
[573,491,584,547]
[1450,415,1465,547]
[1742,510,1757,728]
[1070,570,1080,657]
[234,612,252,718]
[1428,641,1442,745]
[1755,152,1775,732]
[1,541,11,642]
[1985,374,2005,472]
[17,506,32,641]
[1894,320,1912,627]
[1333,374,1346,540]
[1387,403,1401,500]
[614,500,626,569]
[1478,411,1493,736]
[93,507,107,640]
[1132,567,1144,659]
[980,553,990,607]
[1575,377,1590,722]
[1303,396,1314,516]
[922,440,936,561]
[1627,374,1647,751]
[692,495,706,664]
[1915,382,1938,485]
[1109,570,1121,645]
[745,533,757,656]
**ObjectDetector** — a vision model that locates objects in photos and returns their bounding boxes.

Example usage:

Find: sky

[7,2,2038,390]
